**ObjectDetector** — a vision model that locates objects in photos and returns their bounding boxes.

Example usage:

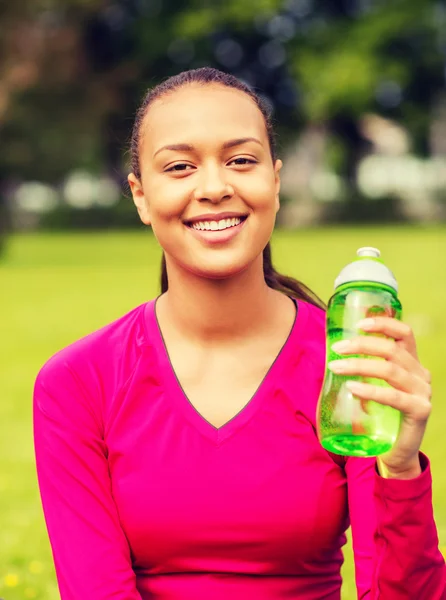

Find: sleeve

[346,452,446,599]
[33,359,143,600]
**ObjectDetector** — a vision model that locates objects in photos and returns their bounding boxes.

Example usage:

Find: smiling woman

[33,67,446,600]
[128,68,324,303]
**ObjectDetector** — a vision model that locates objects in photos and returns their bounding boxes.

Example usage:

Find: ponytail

[262,243,326,309]
[159,243,326,310]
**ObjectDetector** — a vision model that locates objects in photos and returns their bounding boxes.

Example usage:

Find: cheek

[246,190,279,233]
[146,179,190,222]
[240,170,278,209]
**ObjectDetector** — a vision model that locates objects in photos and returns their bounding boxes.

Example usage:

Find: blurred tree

[0,0,445,232]
[287,0,446,216]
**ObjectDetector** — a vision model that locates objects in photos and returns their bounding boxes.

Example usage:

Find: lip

[183,211,249,225]
[186,216,248,245]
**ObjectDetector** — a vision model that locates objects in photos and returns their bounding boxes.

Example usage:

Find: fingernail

[332,340,353,354]
[357,318,376,330]
[328,360,348,373]
[346,381,364,393]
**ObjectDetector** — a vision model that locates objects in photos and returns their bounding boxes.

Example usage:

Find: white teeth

[191,217,243,231]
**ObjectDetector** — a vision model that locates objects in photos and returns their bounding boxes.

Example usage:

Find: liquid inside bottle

[317,284,402,457]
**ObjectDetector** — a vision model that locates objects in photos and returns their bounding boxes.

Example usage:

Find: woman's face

[128,84,282,281]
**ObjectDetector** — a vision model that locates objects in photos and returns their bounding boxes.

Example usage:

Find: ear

[128,173,151,226]
[274,159,282,212]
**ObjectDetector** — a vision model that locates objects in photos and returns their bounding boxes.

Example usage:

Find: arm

[34,358,143,600]
[330,316,446,598]
[347,453,446,599]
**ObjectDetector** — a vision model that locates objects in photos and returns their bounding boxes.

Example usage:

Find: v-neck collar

[143,296,308,445]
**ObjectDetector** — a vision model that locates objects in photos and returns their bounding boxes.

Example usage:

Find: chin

[184,251,258,281]
[189,262,249,281]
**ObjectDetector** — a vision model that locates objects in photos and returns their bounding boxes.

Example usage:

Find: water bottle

[316,247,402,457]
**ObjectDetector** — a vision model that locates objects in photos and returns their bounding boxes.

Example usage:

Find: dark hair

[130,67,325,310]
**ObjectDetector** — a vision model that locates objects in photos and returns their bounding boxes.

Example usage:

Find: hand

[329,317,432,479]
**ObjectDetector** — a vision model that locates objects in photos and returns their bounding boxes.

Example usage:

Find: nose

[193,164,234,204]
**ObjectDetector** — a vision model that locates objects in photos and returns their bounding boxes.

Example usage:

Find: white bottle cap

[334,247,398,292]
[356,247,380,258]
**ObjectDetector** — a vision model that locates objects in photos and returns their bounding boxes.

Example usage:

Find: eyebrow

[153,137,263,158]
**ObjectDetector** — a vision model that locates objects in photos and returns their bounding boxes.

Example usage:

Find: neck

[157,255,286,346]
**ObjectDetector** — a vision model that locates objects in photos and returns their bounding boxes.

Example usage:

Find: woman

[34,67,445,599]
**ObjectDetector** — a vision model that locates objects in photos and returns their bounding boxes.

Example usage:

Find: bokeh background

[1,1,445,598]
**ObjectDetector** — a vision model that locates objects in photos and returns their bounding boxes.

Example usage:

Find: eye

[165,163,194,173]
[228,157,258,167]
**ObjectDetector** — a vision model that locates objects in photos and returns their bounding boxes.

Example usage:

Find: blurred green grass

[1,226,445,599]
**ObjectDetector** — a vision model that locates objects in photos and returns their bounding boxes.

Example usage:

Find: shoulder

[295,299,326,364]
[281,297,327,388]
[297,299,326,332]
[284,298,326,407]
[34,301,153,395]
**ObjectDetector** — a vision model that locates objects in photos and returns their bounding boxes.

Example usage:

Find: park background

[1,0,445,598]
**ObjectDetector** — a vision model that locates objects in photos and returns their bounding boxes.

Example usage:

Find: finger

[328,358,431,398]
[345,381,432,422]
[331,337,428,381]
[357,317,419,358]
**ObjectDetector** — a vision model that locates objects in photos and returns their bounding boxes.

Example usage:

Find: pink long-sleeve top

[33,298,446,599]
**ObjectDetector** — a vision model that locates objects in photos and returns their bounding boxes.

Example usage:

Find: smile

[188,216,246,231]
[185,215,248,244]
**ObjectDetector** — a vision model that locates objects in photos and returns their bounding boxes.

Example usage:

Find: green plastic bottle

[316,247,402,457]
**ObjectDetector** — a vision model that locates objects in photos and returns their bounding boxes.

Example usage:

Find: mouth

[185,215,248,232]
[185,215,248,244]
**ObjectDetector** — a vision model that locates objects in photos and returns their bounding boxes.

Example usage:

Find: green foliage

[171,6,218,40]
[0,227,445,599]
[290,1,436,120]
[173,0,280,37]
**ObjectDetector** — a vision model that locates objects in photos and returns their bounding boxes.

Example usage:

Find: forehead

[141,84,268,151]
